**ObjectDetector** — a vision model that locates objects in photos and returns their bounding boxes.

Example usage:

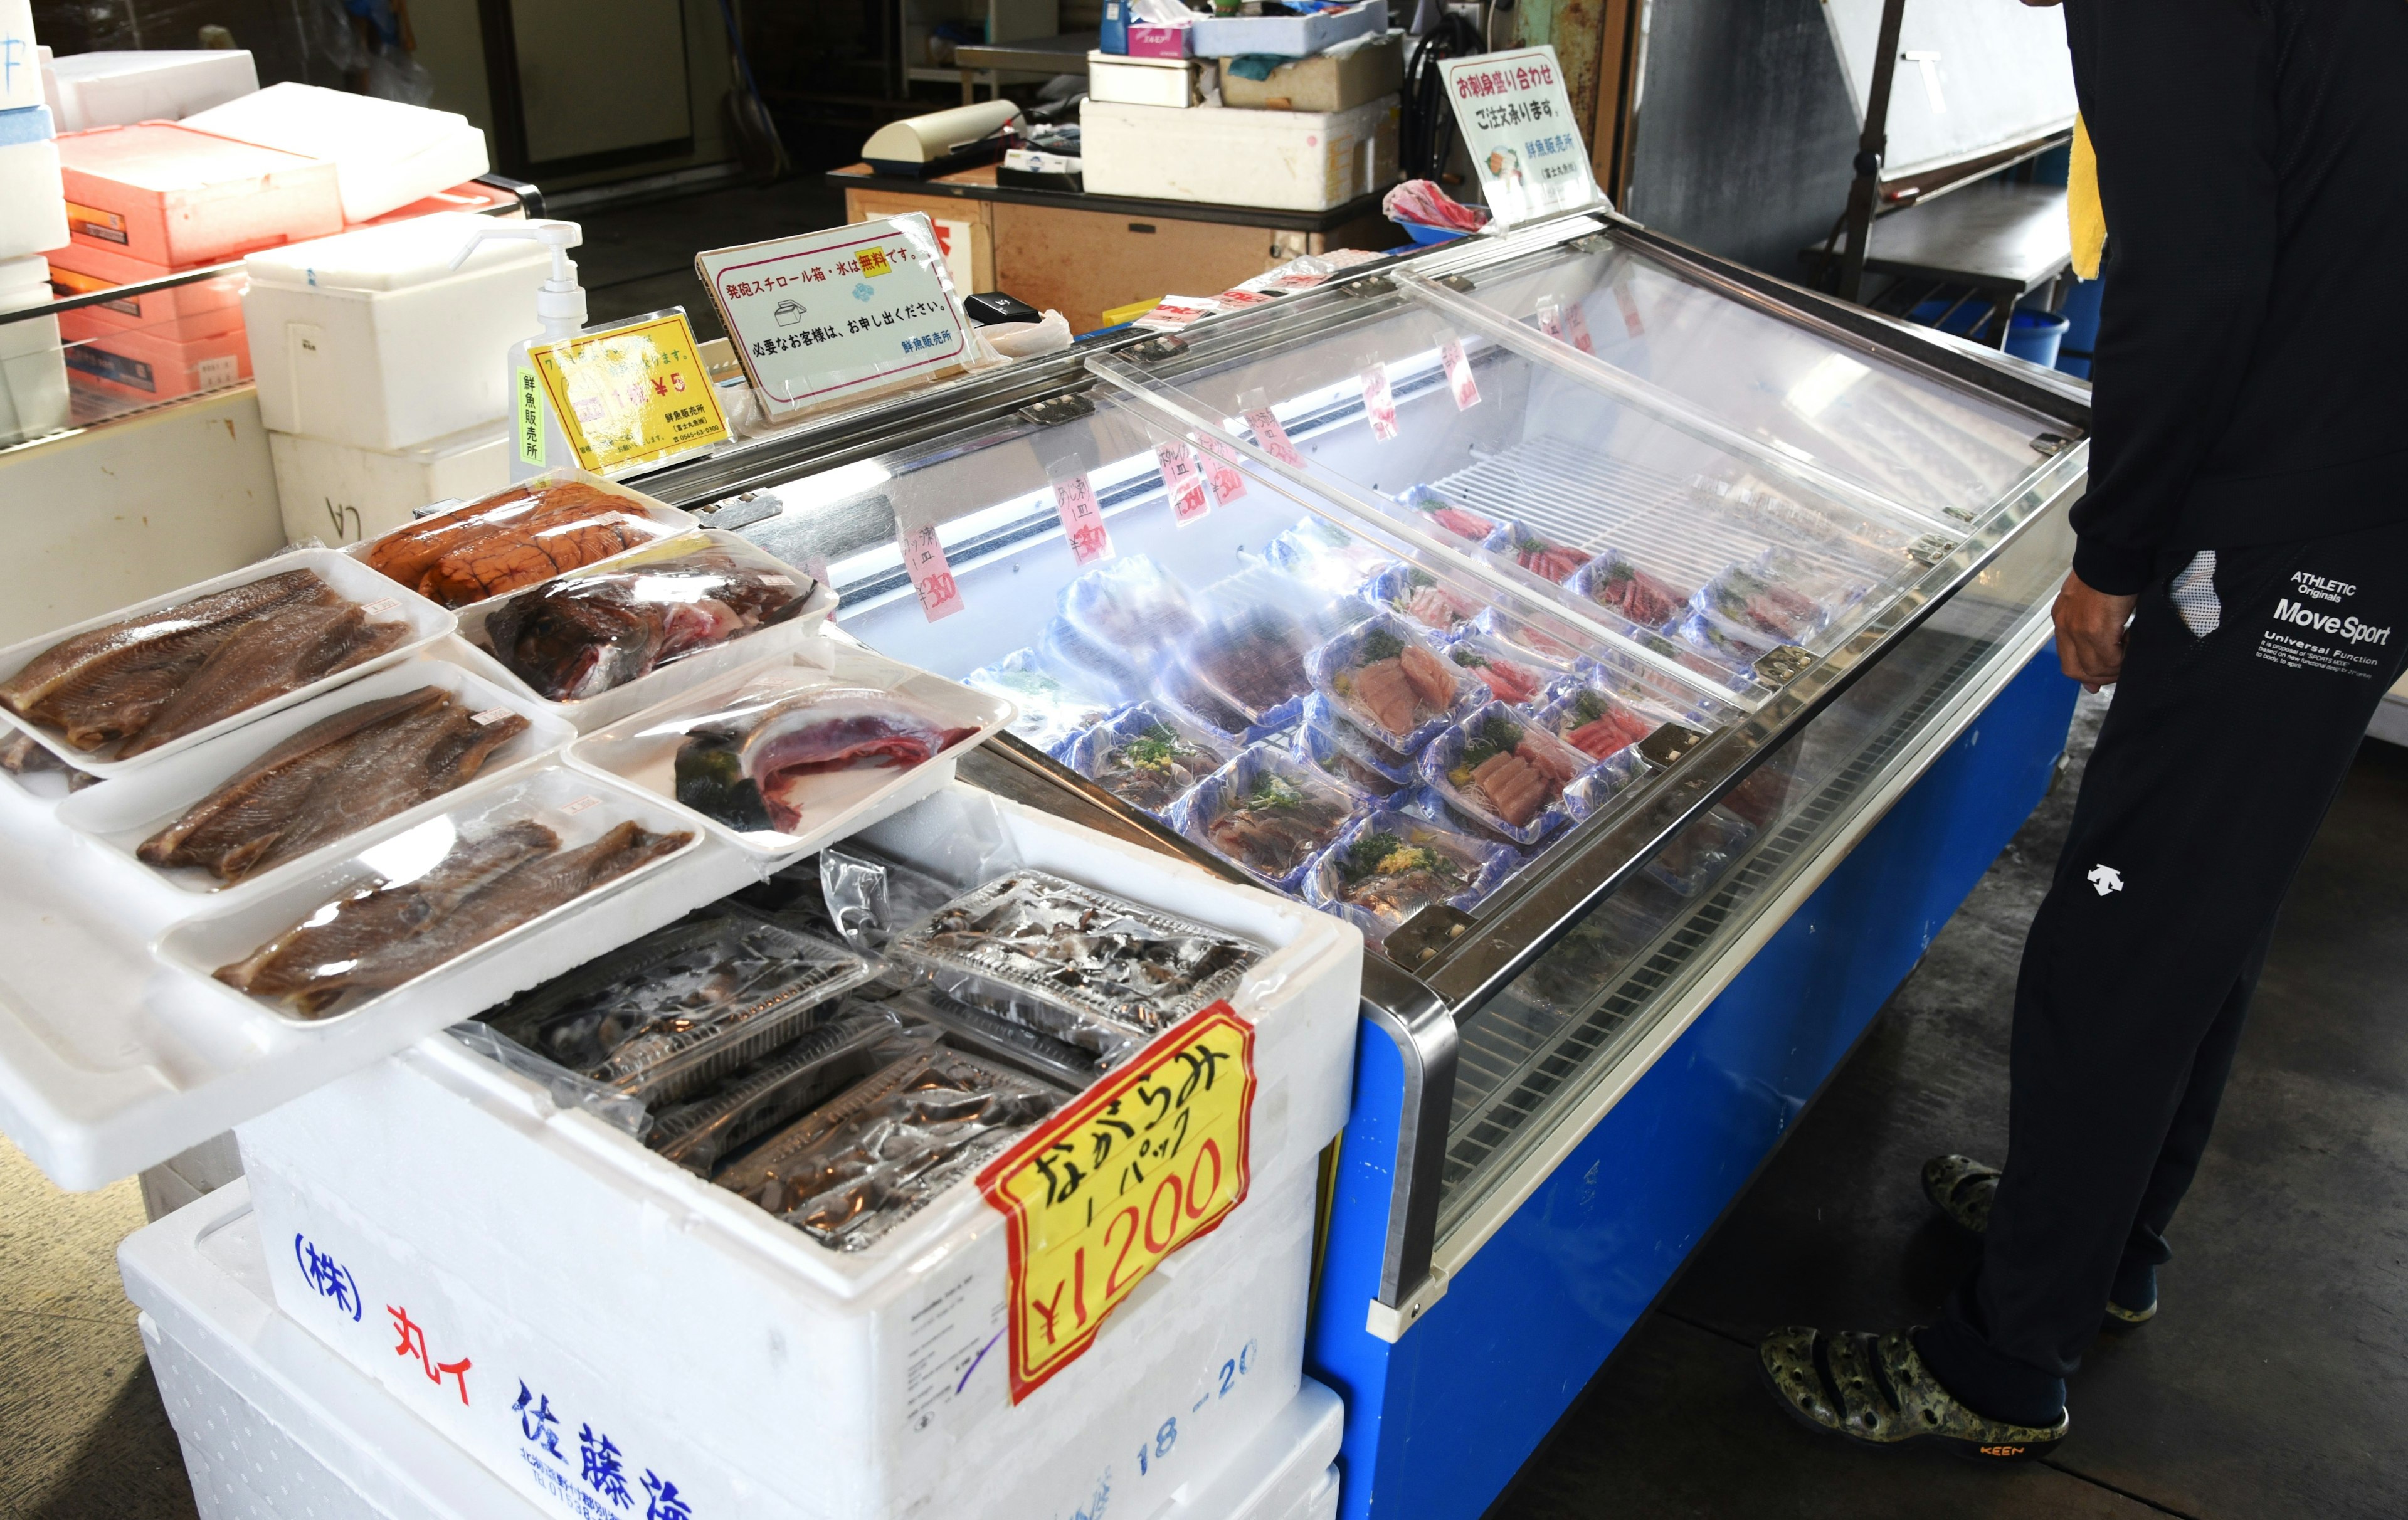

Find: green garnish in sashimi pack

[1123,725,1184,771]
[1357,628,1406,663]
[1342,832,1459,885]
[1573,690,1614,722]
[1247,772,1307,811]
[1451,649,1491,668]
[1482,715,1526,749]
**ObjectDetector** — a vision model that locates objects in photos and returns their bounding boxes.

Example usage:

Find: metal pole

[1838,0,1909,303]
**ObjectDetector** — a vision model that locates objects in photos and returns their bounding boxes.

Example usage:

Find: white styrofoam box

[450,529,840,734]
[1088,51,1207,108]
[0,0,35,112]
[1219,31,1405,113]
[56,652,576,904]
[45,49,260,131]
[56,120,341,267]
[1081,97,1400,211]
[124,1177,1341,1520]
[566,640,1015,860]
[0,546,455,778]
[0,103,67,260]
[186,83,488,224]
[272,421,511,549]
[235,779,1363,1520]
[1190,0,1386,57]
[0,250,67,444]
[243,211,551,451]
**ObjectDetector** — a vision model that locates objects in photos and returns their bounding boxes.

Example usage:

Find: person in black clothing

[1760,0,2408,1459]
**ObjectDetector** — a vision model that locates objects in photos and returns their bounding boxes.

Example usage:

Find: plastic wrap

[1156,601,1316,741]
[965,649,1111,757]
[881,985,1104,1091]
[1645,805,1758,897]
[818,841,971,955]
[1170,742,1365,891]
[1464,606,1592,669]
[357,476,689,610]
[1439,628,1565,707]
[1671,604,1779,675]
[468,534,815,703]
[1692,562,1834,646]
[1259,516,1400,598]
[0,730,98,799]
[1565,549,1694,630]
[1205,562,1373,641]
[1358,563,1487,636]
[1037,613,1156,705]
[1057,554,1203,655]
[714,1044,1062,1251]
[644,1010,921,1176]
[444,1021,652,1139]
[1291,692,1417,792]
[1306,611,1482,752]
[890,869,1264,1053]
[1756,546,1877,615]
[479,909,880,1104]
[1395,483,1497,547]
[1480,520,1591,585]
[1416,703,1598,846]
[1303,808,1519,946]
[1534,682,1658,765]
[1064,702,1231,816]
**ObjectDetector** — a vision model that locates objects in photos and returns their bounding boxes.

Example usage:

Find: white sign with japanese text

[1440,46,1607,229]
[697,213,974,414]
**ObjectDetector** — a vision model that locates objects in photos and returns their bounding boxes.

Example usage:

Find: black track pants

[1920,517,2408,1425]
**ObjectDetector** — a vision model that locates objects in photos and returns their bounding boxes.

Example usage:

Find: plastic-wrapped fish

[1307,612,1480,752]
[1671,606,1780,675]
[1537,683,1657,763]
[1260,517,1400,597]
[1037,614,1153,705]
[477,542,811,702]
[1290,692,1416,798]
[1397,483,1496,545]
[363,480,667,608]
[1057,554,1203,654]
[1441,629,1558,707]
[1304,808,1519,946]
[673,686,980,834]
[1464,606,1591,668]
[1171,744,1363,891]
[1695,564,1832,644]
[1482,520,1591,584]
[1066,704,1229,815]
[966,651,1110,757]
[1157,603,1316,740]
[1417,704,1595,844]
[1566,551,1692,630]
[1360,563,1486,635]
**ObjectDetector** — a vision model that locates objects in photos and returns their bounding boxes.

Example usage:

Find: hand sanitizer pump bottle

[451,219,587,483]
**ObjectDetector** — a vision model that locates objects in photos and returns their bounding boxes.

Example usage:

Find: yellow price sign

[978,1004,1257,1403]
[529,310,729,475]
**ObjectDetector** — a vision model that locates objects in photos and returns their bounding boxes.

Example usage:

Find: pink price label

[1244,408,1306,468]
[360,598,399,616]
[1050,472,1114,565]
[468,707,515,726]
[1612,282,1645,337]
[1155,442,1211,525]
[1440,338,1482,410]
[1195,436,1249,505]
[1562,303,1595,354]
[1360,366,1400,442]
[900,523,966,621]
[559,795,601,816]
[1536,305,1566,342]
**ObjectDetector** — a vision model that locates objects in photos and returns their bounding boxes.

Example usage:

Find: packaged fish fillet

[1037,613,1155,706]
[965,650,1111,758]
[471,533,814,703]
[1157,603,1316,741]
[1560,745,1649,818]
[643,1010,924,1176]
[1359,564,1486,636]
[479,908,881,1104]
[1065,703,1231,816]
[1565,550,1694,631]
[715,1043,1062,1251]
[1671,605,1780,676]
[1464,606,1593,669]
[1291,692,1416,790]
[1260,516,1400,599]
[1304,808,1519,946]
[891,868,1262,1050]
[1306,611,1482,753]
[360,477,685,609]
[1205,564,1373,643]
[1417,703,1599,846]
[1692,563,1833,645]
[1439,629,1564,708]
[1645,805,1757,897]
[1395,483,1497,546]
[1534,682,1659,764]
[1756,546,1877,614]
[445,1020,653,1138]
[1057,554,1203,654]
[1481,520,1592,585]
[1170,743,1365,892]
[878,984,1104,1092]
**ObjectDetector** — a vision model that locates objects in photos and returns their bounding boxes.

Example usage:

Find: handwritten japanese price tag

[978,1005,1257,1402]
[1561,301,1595,354]
[901,523,966,620]
[1050,469,1114,566]
[1242,403,1306,468]
[1196,436,1249,505]
[1360,364,1400,442]
[1612,280,1645,337]
[1535,302,1567,344]
[1156,442,1210,524]
[1440,337,1482,410]
[527,310,728,475]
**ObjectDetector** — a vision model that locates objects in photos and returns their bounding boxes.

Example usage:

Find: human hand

[2054,571,2139,692]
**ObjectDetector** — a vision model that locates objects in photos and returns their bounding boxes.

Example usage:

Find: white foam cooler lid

[43,49,260,130]
[184,82,488,223]
[0,252,48,310]
[243,210,549,293]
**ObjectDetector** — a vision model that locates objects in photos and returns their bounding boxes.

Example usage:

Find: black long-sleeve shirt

[2062,0,2408,594]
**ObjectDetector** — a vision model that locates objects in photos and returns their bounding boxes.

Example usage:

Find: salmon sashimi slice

[1353,658,1421,736]
[1399,643,1458,709]
[1471,751,1548,826]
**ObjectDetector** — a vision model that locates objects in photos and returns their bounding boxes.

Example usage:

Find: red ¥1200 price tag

[1156,442,1210,524]
[1050,471,1114,566]
[901,523,966,621]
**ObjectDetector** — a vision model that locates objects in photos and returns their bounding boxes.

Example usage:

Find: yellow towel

[2069,115,2105,280]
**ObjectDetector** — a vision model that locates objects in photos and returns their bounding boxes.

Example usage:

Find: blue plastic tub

[2005,309,2069,368]
[1397,221,1468,246]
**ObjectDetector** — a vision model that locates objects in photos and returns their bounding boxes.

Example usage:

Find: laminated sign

[978,1005,1257,1402]
[527,310,729,475]
[1440,45,1606,229]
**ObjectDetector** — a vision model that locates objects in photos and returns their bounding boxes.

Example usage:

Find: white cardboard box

[1080,96,1399,211]
[1089,51,1207,108]
[270,420,510,548]
[43,48,260,130]
[0,250,66,445]
[1218,31,1404,113]
[186,82,488,224]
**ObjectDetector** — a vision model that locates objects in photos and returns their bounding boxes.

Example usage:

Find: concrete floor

[4,695,2404,1517]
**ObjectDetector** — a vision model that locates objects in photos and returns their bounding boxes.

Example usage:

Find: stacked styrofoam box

[236,781,1363,1520]
[120,1176,1346,1520]
[1080,95,1400,211]
[186,83,490,225]
[244,211,546,543]
[41,48,259,130]
[0,250,67,445]
[0,46,70,263]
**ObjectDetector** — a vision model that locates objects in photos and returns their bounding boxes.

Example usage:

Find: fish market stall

[611,207,2091,1519]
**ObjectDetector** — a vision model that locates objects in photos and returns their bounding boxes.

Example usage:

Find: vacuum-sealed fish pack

[354,472,695,610]
[1417,703,1598,846]
[890,870,1263,1054]
[964,649,1111,758]
[642,1008,924,1176]
[1171,742,1366,892]
[714,1043,1063,1251]
[1306,611,1482,753]
[479,907,881,1104]
[1304,808,1520,947]
[1064,702,1232,816]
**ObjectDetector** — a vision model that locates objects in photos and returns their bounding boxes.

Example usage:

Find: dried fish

[119,601,408,759]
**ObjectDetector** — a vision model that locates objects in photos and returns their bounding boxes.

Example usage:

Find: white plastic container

[1081,96,1399,211]
[1190,0,1386,58]
[0,102,68,260]
[0,250,68,445]
[185,82,488,224]
[0,546,457,778]
[243,211,554,452]
[1088,51,1207,108]
[272,421,512,549]
[234,779,1363,1520]
[121,1176,1344,1520]
[566,640,1014,859]
[56,652,575,903]
[43,48,259,130]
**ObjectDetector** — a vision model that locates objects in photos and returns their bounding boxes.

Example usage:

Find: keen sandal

[1759,1326,2067,1462]
[1921,1154,2158,1327]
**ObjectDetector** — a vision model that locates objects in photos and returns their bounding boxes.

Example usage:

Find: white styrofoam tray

[344,466,702,610]
[453,529,839,734]
[0,547,457,778]
[55,652,574,904]
[1189,0,1386,56]
[153,764,705,1029]
[565,640,1014,859]
[235,779,1363,1520]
